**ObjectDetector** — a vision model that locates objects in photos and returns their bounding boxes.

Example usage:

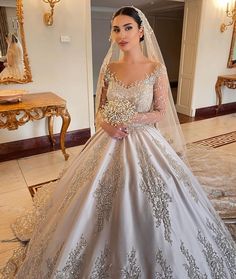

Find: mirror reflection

[228,22,236,68]
[0,0,32,84]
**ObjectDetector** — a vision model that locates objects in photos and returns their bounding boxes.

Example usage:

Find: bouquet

[100,98,136,126]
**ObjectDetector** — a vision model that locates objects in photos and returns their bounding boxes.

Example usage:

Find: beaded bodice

[97,63,168,127]
[106,68,159,113]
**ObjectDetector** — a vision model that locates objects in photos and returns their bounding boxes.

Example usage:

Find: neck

[121,45,146,64]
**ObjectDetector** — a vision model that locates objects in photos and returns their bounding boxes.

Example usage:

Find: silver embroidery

[55,235,87,279]
[180,241,208,279]
[150,133,198,202]
[197,230,228,279]
[106,68,157,115]
[46,245,63,279]
[121,248,141,279]
[13,223,59,279]
[106,64,161,90]
[206,219,236,279]
[155,249,173,279]
[93,141,124,233]
[59,135,109,212]
[138,146,172,243]
[90,245,112,279]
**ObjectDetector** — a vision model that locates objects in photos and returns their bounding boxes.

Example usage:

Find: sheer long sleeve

[132,64,168,125]
[95,75,108,129]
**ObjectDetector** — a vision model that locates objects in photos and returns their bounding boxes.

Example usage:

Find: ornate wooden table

[0,92,71,160]
[215,74,236,110]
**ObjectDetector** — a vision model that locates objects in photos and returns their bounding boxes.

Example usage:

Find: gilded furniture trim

[215,75,236,110]
[0,92,71,160]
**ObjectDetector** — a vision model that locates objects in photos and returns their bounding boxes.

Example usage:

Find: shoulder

[102,63,117,83]
[151,62,167,79]
[149,61,166,71]
[107,62,122,72]
[142,61,166,76]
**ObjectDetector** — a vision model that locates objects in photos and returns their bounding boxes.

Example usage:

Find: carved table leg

[48,116,56,148]
[215,77,223,111]
[60,109,71,160]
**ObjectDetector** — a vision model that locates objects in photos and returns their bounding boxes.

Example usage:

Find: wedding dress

[0,43,24,80]
[3,63,236,279]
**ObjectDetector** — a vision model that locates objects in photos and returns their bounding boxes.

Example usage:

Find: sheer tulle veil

[6,33,24,65]
[95,6,187,159]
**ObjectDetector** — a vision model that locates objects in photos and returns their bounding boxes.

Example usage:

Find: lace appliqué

[121,248,141,279]
[13,222,59,279]
[106,64,161,90]
[180,241,208,279]
[46,245,63,279]
[59,135,109,212]
[106,63,168,123]
[206,219,236,279]
[93,141,124,233]
[150,133,198,202]
[90,245,112,279]
[130,64,168,125]
[54,235,87,279]
[138,146,172,244]
[155,249,173,279]
[11,183,56,242]
[197,230,228,279]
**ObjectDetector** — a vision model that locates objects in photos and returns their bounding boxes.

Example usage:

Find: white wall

[192,0,236,110]
[0,0,94,144]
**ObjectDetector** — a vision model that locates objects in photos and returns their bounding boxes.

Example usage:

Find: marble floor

[0,113,236,270]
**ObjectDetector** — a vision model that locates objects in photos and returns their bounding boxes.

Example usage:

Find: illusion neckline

[107,64,160,89]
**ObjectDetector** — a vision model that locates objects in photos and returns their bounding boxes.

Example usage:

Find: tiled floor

[0,113,236,269]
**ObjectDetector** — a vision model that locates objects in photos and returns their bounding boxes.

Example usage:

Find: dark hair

[12,34,18,43]
[112,7,144,42]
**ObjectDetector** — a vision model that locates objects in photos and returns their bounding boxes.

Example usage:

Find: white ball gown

[2,63,236,279]
[0,45,24,80]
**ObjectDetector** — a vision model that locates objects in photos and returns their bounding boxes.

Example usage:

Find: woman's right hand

[100,121,128,139]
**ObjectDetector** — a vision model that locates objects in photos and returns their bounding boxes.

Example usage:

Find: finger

[116,125,128,131]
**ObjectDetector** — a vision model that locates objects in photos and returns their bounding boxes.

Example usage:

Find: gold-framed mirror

[227,22,236,68]
[0,0,32,84]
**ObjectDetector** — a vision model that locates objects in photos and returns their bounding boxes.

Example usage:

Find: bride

[0,34,24,80]
[2,6,236,279]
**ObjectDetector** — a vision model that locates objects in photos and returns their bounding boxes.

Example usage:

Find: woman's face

[111,15,143,52]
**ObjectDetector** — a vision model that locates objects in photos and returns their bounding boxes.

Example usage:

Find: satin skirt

[12,125,236,278]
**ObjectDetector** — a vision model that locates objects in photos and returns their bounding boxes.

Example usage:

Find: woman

[2,6,236,279]
[0,33,24,80]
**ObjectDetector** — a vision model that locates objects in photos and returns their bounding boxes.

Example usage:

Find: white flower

[101,98,136,126]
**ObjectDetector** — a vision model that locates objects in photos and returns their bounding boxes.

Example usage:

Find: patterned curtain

[0,7,9,56]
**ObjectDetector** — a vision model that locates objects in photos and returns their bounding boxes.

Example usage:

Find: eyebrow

[112,23,133,28]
